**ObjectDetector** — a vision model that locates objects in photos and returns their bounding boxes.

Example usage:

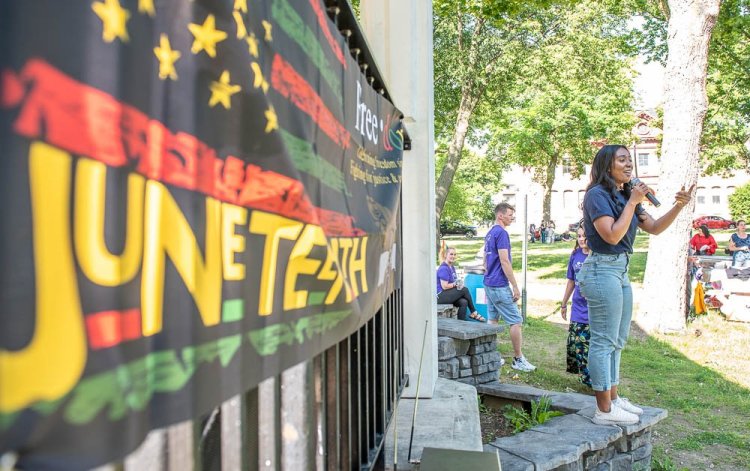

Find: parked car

[692,215,736,230]
[439,221,478,238]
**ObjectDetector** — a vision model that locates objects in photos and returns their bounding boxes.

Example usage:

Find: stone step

[477,381,595,414]
[437,317,503,339]
[476,381,668,471]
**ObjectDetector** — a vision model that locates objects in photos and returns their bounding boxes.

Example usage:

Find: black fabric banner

[0,0,403,468]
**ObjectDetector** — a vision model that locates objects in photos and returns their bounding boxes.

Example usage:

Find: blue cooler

[464,269,487,322]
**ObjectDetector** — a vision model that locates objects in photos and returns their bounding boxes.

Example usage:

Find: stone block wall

[477,382,667,471]
[437,303,458,319]
[437,318,503,386]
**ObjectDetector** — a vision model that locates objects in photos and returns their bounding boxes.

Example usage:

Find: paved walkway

[383,378,483,469]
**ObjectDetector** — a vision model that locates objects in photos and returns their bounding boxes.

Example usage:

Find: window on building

[561,157,573,175]
[697,196,705,205]
[712,195,720,204]
[563,190,574,209]
[638,153,649,167]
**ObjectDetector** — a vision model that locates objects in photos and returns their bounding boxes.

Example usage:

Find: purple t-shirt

[484,225,511,287]
[567,248,589,324]
[436,262,456,294]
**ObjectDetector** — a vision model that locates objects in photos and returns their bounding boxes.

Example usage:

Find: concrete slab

[483,445,534,471]
[577,405,667,435]
[490,429,583,470]
[532,413,623,451]
[383,378,482,469]
[437,318,503,339]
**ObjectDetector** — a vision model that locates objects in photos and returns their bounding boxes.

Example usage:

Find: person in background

[689,224,717,255]
[578,144,693,426]
[561,226,592,387]
[547,220,556,244]
[437,247,486,322]
[484,203,536,372]
[728,220,750,268]
[529,223,538,243]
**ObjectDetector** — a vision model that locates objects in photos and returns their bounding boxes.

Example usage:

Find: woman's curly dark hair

[586,145,645,221]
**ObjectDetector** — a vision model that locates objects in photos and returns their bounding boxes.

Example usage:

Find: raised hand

[674,184,695,207]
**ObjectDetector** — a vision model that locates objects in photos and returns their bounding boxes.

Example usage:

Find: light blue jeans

[576,252,632,392]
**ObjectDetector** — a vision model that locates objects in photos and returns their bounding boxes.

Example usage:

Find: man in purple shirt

[484,203,536,372]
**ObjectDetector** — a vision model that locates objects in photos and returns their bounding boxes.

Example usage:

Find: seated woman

[728,220,750,267]
[437,247,486,322]
[690,224,718,255]
[529,223,538,243]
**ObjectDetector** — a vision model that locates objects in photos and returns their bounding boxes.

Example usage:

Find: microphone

[631,177,660,207]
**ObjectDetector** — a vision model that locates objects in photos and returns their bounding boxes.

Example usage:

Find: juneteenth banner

[0,0,404,468]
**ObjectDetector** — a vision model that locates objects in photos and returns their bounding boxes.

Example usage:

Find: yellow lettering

[249,212,303,315]
[74,158,144,286]
[318,239,344,304]
[338,238,354,302]
[222,203,247,281]
[284,225,326,310]
[0,142,86,413]
[141,182,222,336]
[349,237,368,297]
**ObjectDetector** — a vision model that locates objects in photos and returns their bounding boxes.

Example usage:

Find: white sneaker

[591,404,639,425]
[613,397,644,415]
[511,356,536,372]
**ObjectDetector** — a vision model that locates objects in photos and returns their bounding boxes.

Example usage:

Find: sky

[633,57,665,110]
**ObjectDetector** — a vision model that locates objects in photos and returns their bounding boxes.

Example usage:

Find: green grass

[494,310,750,470]
[448,229,750,468]
[448,233,652,283]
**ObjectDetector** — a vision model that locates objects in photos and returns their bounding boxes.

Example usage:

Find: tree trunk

[434,88,480,223]
[637,0,720,333]
[542,153,558,224]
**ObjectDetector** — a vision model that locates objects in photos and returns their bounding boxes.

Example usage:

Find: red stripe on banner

[85,309,142,350]
[0,69,25,107]
[308,0,347,69]
[1,59,363,237]
[270,54,351,149]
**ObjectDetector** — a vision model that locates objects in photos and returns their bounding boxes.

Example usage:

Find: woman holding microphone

[577,145,693,425]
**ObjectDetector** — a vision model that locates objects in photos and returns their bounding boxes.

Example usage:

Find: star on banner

[138,0,155,17]
[92,0,130,43]
[246,32,259,58]
[209,71,241,109]
[262,20,273,42]
[154,34,180,80]
[189,14,227,58]
[234,0,248,13]
[233,11,248,39]
[264,106,278,133]
[250,62,269,93]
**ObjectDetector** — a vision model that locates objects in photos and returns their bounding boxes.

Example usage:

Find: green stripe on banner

[307,291,327,306]
[279,128,349,194]
[272,0,343,104]
[222,299,244,322]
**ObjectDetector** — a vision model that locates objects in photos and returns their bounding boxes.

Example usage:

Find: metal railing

[108,287,404,471]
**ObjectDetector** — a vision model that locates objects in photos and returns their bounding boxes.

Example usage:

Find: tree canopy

[436,145,505,224]
[486,2,637,221]
[728,182,750,219]
[433,0,638,224]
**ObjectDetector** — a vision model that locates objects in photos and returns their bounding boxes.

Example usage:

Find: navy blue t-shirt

[583,185,644,254]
